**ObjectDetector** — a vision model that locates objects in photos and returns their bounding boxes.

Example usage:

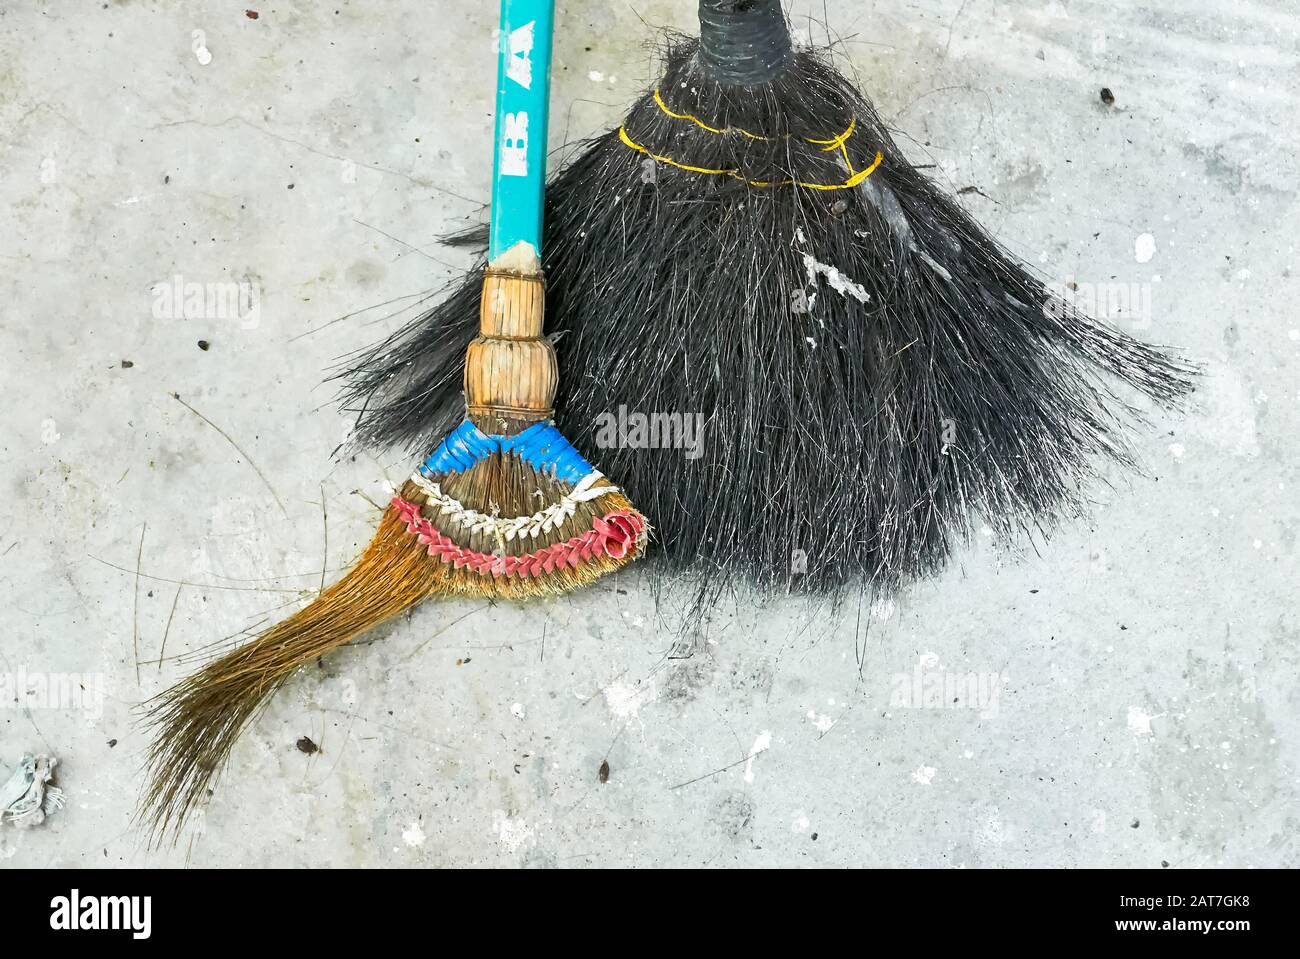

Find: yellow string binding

[624,90,882,191]
[652,90,856,150]
[619,127,883,191]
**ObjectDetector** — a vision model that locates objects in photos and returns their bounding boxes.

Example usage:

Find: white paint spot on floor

[1127,705,1160,737]
[603,680,657,723]
[510,702,526,720]
[911,765,937,785]
[804,708,835,733]
[402,821,426,847]
[587,70,605,82]
[191,29,212,66]
[1289,329,1299,342]
[1135,233,1157,264]
[1187,368,1259,458]
[743,731,772,784]
[1169,442,1186,459]
[870,597,896,621]
[492,811,534,853]
[792,811,810,833]
[976,809,1007,847]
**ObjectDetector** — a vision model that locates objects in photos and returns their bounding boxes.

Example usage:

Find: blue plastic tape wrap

[422,421,593,485]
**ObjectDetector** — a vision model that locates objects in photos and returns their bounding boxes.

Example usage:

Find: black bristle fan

[340,1,1195,615]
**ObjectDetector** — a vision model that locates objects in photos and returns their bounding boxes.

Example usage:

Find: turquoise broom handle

[488,0,555,263]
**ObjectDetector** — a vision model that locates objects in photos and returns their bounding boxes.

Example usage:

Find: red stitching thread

[391,496,644,579]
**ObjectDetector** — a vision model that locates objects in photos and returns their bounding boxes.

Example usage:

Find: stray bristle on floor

[141,435,648,840]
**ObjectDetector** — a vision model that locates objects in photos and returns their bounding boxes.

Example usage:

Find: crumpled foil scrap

[1,755,65,827]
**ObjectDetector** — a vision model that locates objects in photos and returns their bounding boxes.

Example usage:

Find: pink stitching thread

[391,496,644,579]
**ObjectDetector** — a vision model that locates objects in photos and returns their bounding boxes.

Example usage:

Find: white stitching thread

[409,470,619,541]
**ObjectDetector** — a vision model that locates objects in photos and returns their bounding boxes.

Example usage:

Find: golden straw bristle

[139,467,647,841]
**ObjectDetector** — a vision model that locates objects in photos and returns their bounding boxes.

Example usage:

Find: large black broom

[340,0,1194,606]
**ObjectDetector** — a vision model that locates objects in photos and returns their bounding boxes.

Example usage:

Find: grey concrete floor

[1,0,1297,867]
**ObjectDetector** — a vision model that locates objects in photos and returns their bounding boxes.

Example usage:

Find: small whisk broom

[140,0,647,839]
[341,1,1196,609]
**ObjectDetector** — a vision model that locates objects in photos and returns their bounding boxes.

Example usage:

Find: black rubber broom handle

[698,0,793,85]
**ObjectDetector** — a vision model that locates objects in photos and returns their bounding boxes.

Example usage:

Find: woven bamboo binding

[464,268,557,434]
